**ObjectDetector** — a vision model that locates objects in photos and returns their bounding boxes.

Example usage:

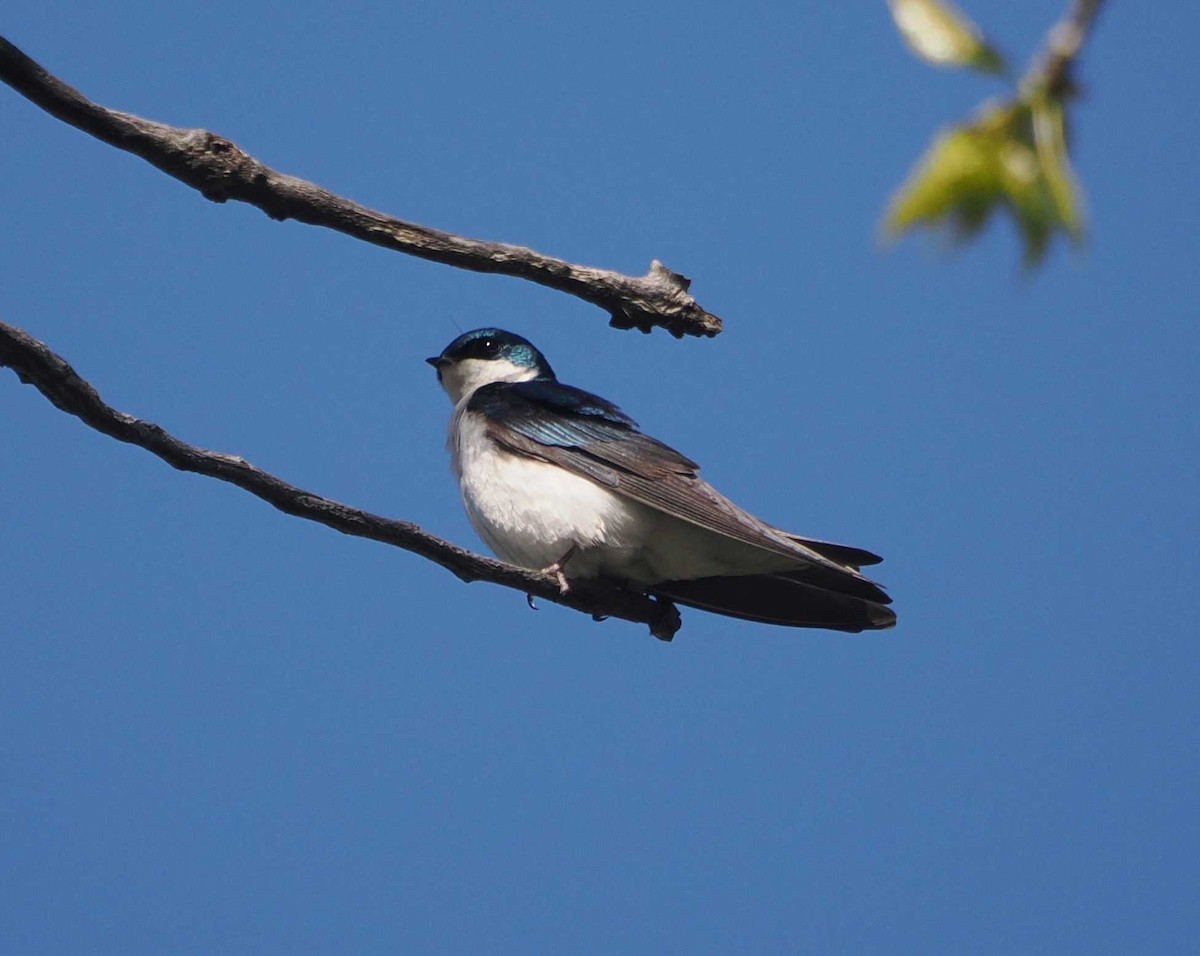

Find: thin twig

[0,36,721,340]
[1025,0,1107,98]
[0,319,683,640]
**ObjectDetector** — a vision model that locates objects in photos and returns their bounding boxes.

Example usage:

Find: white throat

[438,357,540,404]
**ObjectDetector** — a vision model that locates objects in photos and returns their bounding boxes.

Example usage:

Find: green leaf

[1030,95,1085,243]
[884,98,1086,265]
[887,0,1006,74]
[995,126,1056,263]
[884,107,1010,240]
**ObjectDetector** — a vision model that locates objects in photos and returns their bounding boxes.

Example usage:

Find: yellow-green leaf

[884,110,1009,239]
[884,98,1085,265]
[1030,95,1085,242]
[996,127,1057,263]
[887,0,1006,73]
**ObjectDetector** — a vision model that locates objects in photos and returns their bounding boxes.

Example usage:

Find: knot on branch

[645,258,692,293]
[606,260,723,338]
[646,596,682,641]
[562,578,682,641]
[170,130,279,211]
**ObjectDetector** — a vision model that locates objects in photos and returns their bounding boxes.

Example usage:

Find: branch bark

[0,36,721,340]
[0,319,682,641]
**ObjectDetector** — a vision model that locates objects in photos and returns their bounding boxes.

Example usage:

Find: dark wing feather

[469,380,697,470]
[774,533,884,569]
[470,381,888,594]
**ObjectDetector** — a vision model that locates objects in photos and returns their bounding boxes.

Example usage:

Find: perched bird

[427,328,895,632]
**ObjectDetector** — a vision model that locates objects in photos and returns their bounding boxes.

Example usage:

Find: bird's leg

[541,544,578,595]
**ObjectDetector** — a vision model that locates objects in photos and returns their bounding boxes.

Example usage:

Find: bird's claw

[541,544,577,596]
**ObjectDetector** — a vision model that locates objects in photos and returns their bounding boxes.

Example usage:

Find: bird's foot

[541,544,578,595]
[545,565,571,595]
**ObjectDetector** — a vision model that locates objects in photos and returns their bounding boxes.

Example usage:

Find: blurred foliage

[886,0,1005,74]
[885,96,1083,264]
[884,1,1090,266]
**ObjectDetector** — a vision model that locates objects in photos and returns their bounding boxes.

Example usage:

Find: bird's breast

[449,407,648,573]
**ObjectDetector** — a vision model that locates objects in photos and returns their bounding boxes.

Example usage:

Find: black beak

[425,356,444,368]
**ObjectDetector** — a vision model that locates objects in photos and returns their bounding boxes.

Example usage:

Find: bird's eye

[461,335,499,360]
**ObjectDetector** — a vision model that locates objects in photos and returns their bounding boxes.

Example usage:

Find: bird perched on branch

[428,328,894,633]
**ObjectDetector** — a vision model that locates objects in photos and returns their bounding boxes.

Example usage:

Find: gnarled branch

[0,319,683,641]
[0,36,721,340]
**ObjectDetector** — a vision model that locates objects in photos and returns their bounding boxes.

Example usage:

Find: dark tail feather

[650,574,896,632]
[777,563,891,605]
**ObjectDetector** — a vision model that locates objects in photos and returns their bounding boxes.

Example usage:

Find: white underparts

[451,408,649,578]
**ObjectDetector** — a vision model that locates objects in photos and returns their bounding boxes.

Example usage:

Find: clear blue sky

[3,3,1197,953]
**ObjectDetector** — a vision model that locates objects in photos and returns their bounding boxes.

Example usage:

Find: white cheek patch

[440,357,537,404]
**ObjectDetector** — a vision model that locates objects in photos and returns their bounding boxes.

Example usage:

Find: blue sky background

[3,3,1197,953]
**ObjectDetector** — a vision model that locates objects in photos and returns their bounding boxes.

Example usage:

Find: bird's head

[426,328,555,403]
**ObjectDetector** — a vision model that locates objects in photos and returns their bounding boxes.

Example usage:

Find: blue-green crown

[432,328,555,378]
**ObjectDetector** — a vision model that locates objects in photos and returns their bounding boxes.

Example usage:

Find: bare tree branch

[0,319,683,640]
[0,36,721,340]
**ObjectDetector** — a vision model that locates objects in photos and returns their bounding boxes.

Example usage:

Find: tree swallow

[427,328,895,632]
